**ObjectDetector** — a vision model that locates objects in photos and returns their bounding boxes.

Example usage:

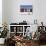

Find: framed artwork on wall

[20,5,33,15]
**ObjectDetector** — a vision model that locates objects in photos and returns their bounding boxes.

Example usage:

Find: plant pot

[0,38,5,44]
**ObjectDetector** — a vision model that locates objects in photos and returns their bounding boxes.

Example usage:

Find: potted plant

[0,23,9,44]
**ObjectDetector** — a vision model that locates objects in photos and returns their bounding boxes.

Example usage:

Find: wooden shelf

[9,25,31,37]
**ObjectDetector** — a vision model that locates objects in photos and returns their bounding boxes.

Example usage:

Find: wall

[0,0,2,27]
[2,0,10,25]
[8,0,33,25]
[2,0,46,26]
[33,0,46,26]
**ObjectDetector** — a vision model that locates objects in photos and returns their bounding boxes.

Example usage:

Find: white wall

[0,0,2,27]
[8,0,33,24]
[33,0,46,26]
[2,0,46,26]
[2,0,9,25]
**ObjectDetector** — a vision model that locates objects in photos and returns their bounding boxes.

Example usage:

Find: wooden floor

[40,45,46,46]
[0,44,4,46]
[0,44,46,46]
[31,40,46,46]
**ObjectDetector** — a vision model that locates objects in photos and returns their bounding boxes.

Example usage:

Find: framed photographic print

[20,5,33,15]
